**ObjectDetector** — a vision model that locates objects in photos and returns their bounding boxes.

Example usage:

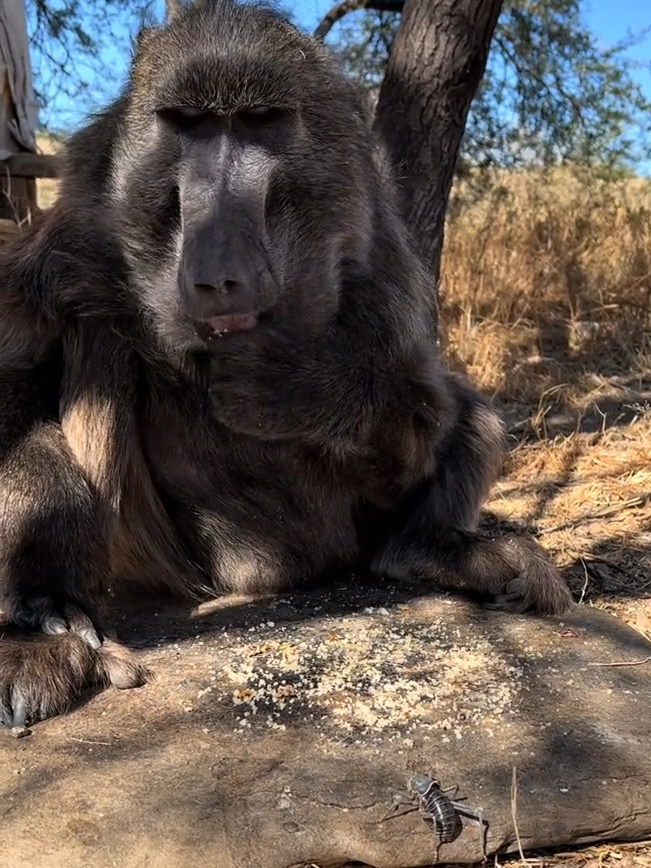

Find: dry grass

[34,132,61,210]
[443,169,651,415]
[441,168,651,625]
[15,142,651,865]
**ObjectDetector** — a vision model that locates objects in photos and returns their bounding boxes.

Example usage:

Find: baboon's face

[163,104,294,338]
[111,2,375,347]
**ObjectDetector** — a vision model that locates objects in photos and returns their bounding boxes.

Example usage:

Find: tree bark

[373,0,503,289]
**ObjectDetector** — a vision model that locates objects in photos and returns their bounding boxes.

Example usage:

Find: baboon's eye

[175,106,209,118]
[156,106,214,131]
[237,106,286,128]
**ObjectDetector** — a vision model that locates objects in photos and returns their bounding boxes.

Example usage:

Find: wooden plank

[1,152,60,179]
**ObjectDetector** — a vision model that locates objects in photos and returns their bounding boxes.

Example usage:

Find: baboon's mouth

[205,313,259,336]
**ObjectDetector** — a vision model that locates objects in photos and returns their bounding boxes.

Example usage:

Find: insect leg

[450,801,483,822]
[476,808,487,860]
[378,794,420,823]
[450,804,488,860]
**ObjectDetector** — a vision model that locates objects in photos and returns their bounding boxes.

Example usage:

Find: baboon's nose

[193,279,242,296]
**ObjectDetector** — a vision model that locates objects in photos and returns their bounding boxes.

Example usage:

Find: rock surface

[2,579,651,868]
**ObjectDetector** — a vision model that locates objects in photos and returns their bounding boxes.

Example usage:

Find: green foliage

[326,0,651,177]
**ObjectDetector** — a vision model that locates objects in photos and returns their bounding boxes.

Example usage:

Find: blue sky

[41,0,651,169]
[582,0,651,96]
[291,0,651,60]
[292,0,651,175]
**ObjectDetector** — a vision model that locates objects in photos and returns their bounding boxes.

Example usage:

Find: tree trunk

[373,0,503,288]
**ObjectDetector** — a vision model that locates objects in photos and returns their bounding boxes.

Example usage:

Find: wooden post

[0,0,41,221]
[0,75,37,220]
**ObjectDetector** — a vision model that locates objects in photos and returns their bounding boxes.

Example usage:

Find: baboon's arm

[209,315,445,454]
[210,327,379,449]
[0,320,133,636]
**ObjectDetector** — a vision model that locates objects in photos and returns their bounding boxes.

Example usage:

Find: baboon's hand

[3,594,102,650]
[0,629,148,730]
[0,631,97,729]
[484,535,574,616]
[0,596,102,728]
[209,325,366,447]
[209,325,295,431]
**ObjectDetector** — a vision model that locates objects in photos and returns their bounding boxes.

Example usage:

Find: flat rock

[2,579,651,868]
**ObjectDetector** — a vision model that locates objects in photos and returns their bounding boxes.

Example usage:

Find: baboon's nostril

[193,280,241,295]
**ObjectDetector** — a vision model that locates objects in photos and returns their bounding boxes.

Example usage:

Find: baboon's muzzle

[177,147,277,334]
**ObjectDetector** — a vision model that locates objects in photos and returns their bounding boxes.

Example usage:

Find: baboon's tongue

[207,314,258,335]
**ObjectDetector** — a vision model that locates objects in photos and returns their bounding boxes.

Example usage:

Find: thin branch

[313,0,404,41]
[493,33,585,129]
[588,656,651,668]
[69,736,112,745]
[537,494,648,536]
[510,765,526,863]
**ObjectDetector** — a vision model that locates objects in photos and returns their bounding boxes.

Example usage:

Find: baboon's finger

[63,606,102,650]
[484,591,525,611]
[41,614,68,635]
[41,605,101,650]
[9,690,28,729]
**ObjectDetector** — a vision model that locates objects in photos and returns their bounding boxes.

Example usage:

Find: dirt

[2,580,651,868]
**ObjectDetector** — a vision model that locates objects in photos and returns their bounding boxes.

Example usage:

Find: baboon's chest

[142,404,358,526]
[140,413,363,587]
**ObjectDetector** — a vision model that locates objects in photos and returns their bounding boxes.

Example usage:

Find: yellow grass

[440,168,651,620]
[443,168,651,414]
[18,143,651,864]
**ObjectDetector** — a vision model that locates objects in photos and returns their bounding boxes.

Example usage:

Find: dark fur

[0,0,573,728]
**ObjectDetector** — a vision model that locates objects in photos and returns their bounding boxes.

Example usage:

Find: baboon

[0,0,573,730]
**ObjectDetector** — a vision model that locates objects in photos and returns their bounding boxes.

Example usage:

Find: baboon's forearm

[0,420,110,625]
[210,329,385,450]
